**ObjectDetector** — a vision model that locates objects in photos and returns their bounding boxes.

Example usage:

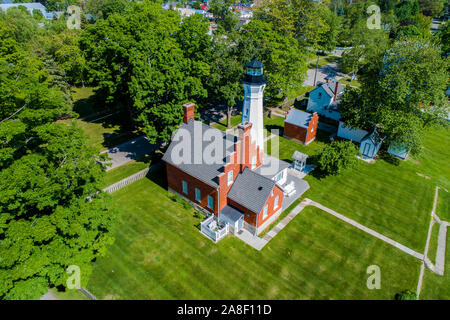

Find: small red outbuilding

[283,109,318,145]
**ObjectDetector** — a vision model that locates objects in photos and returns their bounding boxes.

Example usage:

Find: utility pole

[313,53,320,87]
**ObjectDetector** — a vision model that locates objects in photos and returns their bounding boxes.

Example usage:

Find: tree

[395,290,418,300]
[318,140,359,175]
[206,33,244,128]
[394,0,419,24]
[418,0,445,17]
[0,21,114,299]
[437,21,450,56]
[209,0,239,33]
[339,38,449,154]
[80,1,209,143]
[237,20,307,102]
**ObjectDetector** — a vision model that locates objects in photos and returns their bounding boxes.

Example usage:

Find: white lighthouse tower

[241,59,266,153]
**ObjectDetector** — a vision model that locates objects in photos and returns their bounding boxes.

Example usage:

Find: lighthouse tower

[241,59,266,153]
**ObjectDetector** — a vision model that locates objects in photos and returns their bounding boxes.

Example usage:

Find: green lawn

[308,56,341,69]
[420,184,450,300]
[103,155,152,188]
[420,234,450,300]
[211,114,242,131]
[84,174,420,299]
[61,116,138,152]
[427,222,440,265]
[339,77,361,88]
[264,115,330,163]
[437,188,450,221]
[62,87,139,152]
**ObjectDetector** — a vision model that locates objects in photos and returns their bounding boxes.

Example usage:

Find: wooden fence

[102,162,162,194]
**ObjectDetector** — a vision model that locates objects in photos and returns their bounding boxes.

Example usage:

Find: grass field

[339,77,361,88]
[59,117,447,300]
[84,174,420,299]
[62,87,139,152]
[420,234,450,300]
[264,115,330,164]
[437,188,450,221]
[211,114,242,131]
[103,155,152,187]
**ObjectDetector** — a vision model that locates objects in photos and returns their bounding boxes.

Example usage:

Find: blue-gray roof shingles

[284,109,313,129]
[162,119,237,188]
[227,167,277,214]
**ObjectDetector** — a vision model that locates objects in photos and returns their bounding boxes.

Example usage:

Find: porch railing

[200,215,229,243]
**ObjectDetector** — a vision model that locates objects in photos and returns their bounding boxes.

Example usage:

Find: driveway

[303,61,346,87]
[101,135,157,171]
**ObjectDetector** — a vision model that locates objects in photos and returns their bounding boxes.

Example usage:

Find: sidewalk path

[101,135,157,171]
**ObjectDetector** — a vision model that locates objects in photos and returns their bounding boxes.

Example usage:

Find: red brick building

[283,109,318,145]
[163,60,310,241]
[163,103,292,236]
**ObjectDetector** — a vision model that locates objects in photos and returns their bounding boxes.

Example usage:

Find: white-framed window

[311,127,314,133]
[274,171,283,183]
[262,205,268,220]
[274,196,279,210]
[195,188,201,202]
[227,170,233,186]
[251,156,256,169]
[207,195,214,210]
[182,181,188,194]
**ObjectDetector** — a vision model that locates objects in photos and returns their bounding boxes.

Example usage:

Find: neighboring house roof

[162,119,237,188]
[320,80,344,98]
[254,153,290,179]
[361,127,383,146]
[0,2,45,10]
[292,150,308,162]
[227,167,277,214]
[285,109,313,129]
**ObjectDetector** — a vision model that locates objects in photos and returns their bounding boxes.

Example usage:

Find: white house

[306,79,344,121]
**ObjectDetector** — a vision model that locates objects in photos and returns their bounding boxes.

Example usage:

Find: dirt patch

[416,172,431,179]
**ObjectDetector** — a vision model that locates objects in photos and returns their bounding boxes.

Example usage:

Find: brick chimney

[183,102,195,124]
[333,81,339,101]
[237,122,252,172]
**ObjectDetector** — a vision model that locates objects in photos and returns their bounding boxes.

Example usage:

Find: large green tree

[0,19,114,300]
[80,1,209,143]
[339,38,449,154]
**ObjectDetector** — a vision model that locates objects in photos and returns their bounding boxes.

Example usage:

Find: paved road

[304,61,346,87]
[40,290,59,300]
[101,135,157,171]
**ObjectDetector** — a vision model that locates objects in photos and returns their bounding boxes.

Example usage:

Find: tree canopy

[0,10,114,300]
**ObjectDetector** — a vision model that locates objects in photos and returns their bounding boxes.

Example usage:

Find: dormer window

[227,170,233,186]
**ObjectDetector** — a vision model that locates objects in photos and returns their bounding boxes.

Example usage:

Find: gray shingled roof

[162,119,237,188]
[227,167,277,214]
[321,80,344,98]
[285,109,313,128]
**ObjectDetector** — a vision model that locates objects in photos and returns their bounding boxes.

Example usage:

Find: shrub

[395,290,418,300]
[318,140,359,175]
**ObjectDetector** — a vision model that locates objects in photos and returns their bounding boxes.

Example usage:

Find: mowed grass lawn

[85,174,420,299]
[302,126,450,253]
